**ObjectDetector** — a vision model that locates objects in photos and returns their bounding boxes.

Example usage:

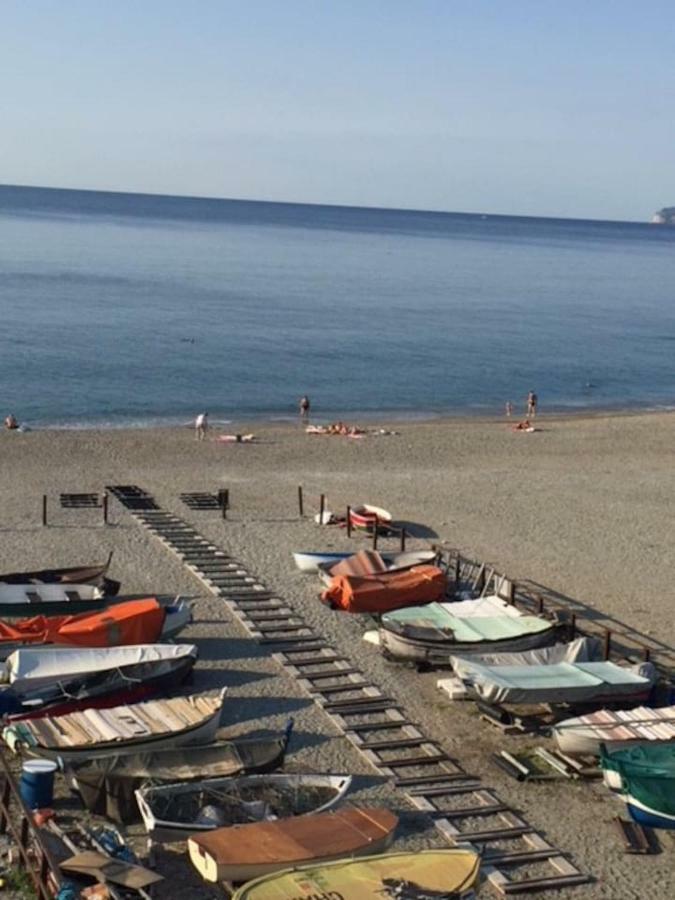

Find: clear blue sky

[2,1,674,220]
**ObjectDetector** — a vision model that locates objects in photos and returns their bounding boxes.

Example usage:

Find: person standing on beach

[505,401,513,417]
[195,411,208,440]
[299,395,310,421]
[527,391,538,417]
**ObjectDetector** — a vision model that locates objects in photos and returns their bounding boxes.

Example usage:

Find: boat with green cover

[601,744,675,829]
[379,594,563,665]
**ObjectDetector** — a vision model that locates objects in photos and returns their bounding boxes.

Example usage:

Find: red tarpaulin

[0,598,165,648]
[321,565,446,613]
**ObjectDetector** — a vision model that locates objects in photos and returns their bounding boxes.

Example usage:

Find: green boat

[601,744,675,829]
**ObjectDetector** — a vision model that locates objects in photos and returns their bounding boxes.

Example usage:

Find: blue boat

[601,744,675,829]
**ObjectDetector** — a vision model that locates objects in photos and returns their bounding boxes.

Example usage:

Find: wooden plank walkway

[108,485,591,896]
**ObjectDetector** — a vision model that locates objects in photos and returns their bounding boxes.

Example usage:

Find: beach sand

[0,411,673,898]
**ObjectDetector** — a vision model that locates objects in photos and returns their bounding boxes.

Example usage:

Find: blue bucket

[19,759,57,809]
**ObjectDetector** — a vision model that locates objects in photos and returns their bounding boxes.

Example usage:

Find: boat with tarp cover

[0,598,191,659]
[445,658,655,707]
[0,553,120,596]
[136,773,352,843]
[0,644,197,718]
[601,744,675,829]
[3,689,226,760]
[232,848,481,899]
[379,594,564,665]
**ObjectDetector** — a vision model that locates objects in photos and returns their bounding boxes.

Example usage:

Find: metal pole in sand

[346,506,352,537]
[603,627,612,660]
[319,494,325,525]
[399,528,406,552]
[102,492,109,526]
[297,485,304,518]
[42,495,48,527]
[221,489,229,520]
[372,515,379,550]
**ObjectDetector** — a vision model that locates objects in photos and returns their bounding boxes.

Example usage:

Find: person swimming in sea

[4,414,18,430]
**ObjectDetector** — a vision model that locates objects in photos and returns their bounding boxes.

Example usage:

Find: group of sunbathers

[307,422,363,436]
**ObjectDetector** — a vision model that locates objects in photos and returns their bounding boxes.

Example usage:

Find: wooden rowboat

[349,504,392,532]
[0,553,120,596]
[316,550,439,586]
[188,805,398,883]
[232,849,481,899]
[136,773,352,843]
[3,689,227,761]
[0,584,109,619]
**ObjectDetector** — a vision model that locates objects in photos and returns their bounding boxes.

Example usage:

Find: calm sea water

[1,184,675,428]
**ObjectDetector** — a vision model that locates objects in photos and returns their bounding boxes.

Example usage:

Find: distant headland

[651,207,675,224]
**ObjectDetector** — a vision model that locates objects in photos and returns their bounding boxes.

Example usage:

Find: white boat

[0,583,106,617]
[379,594,563,665]
[3,689,227,761]
[445,659,655,707]
[293,549,435,574]
[553,705,675,757]
[136,773,352,843]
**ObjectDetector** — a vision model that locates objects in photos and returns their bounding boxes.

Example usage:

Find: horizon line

[0,181,651,227]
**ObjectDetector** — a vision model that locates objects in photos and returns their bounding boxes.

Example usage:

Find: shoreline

[11,404,675,434]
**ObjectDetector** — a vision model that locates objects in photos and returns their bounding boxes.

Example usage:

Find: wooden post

[642,645,651,662]
[221,489,229,520]
[346,506,352,537]
[102,492,109,525]
[42,495,47,527]
[454,554,461,584]
[319,494,325,525]
[399,528,406,552]
[372,515,379,550]
[297,485,304,518]
[603,627,612,661]
[537,594,545,615]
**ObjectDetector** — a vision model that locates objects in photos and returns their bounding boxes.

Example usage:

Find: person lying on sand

[513,419,536,432]
[217,433,256,443]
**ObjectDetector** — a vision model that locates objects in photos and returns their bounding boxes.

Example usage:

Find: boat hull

[0,555,119,596]
[379,623,560,666]
[6,690,226,762]
[627,796,675,829]
[349,505,392,532]
[232,849,481,900]
[188,806,397,883]
[136,773,352,843]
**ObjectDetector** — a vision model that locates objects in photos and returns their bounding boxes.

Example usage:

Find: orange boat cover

[0,599,165,648]
[321,565,446,613]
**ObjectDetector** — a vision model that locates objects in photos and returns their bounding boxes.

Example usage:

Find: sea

[2,183,675,429]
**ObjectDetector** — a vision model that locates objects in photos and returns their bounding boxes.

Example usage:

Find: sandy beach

[1,410,674,898]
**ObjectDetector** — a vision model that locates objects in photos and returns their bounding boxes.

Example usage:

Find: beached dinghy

[316,549,439,586]
[349,504,393,532]
[189,806,397,883]
[601,744,675,829]
[0,583,112,618]
[0,598,191,660]
[0,553,120,596]
[0,644,197,718]
[233,848,481,900]
[3,689,226,761]
[553,705,675,757]
[70,721,295,824]
[137,772,352,844]
[446,658,655,708]
[379,594,563,665]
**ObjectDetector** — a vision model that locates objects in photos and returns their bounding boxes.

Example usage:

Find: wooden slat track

[108,485,591,896]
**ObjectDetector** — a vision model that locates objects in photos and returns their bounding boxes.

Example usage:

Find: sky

[2,1,674,220]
